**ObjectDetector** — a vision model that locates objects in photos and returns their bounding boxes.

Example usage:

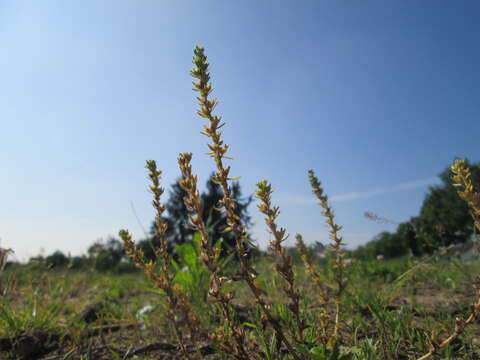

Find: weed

[120,160,203,359]
[118,46,480,360]
[4,46,477,359]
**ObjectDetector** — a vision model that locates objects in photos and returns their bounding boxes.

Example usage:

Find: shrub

[67,255,87,270]
[94,250,121,272]
[354,231,410,260]
[45,250,69,268]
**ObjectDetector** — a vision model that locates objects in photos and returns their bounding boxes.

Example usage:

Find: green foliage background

[356,160,480,260]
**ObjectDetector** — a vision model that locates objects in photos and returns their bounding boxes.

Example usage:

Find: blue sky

[1,1,478,261]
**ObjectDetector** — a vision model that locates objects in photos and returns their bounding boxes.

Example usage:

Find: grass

[1,46,479,359]
[0,257,479,359]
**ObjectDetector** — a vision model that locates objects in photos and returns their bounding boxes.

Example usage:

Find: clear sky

[1,1,478,261]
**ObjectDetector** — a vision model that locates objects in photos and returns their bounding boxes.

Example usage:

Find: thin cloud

[330,177,440,202]
[278,176,440,204]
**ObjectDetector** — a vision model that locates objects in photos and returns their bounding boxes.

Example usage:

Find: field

[1,255,479,359]
[1,47,479,360]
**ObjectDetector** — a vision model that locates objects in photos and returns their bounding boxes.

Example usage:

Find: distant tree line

[23,237,135,273]
[354,159,480,260]
[18,173,253,272]
[12,161,477,271]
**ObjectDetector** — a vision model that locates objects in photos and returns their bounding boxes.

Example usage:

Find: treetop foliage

[356,159,480,259]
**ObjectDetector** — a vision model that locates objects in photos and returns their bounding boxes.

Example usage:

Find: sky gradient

[1,1,479,261]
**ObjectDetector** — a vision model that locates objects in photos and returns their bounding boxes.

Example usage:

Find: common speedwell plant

[120,46,480,360]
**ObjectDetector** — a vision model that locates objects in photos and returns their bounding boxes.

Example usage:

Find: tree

[151,173,253,252]
[397,220,422,256]
[414,159,480,251]
[358,159,480,258]
[88,237,126,272]
[354,231,409,260]
[45,250,69,268]
[159,181,193,246]
[201,175,253,252]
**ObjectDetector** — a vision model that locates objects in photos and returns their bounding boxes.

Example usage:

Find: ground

[1,256,479,359]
